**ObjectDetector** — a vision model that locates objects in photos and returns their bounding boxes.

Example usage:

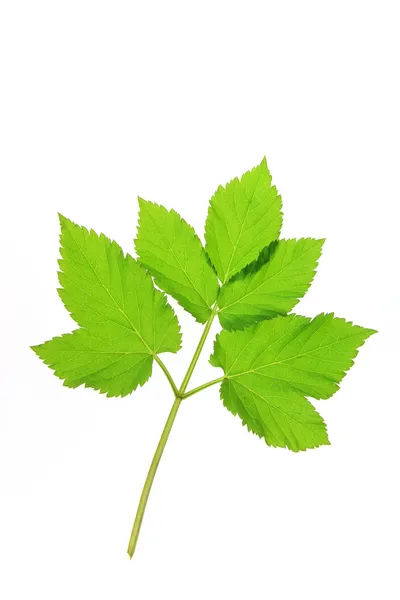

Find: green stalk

[127,307,218,558]
[182,377,224,399]
[154,355,179,396]
[177,306,218,396]
[127,395,182,558]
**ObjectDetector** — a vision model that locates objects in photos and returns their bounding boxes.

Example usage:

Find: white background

[1,2,399,598]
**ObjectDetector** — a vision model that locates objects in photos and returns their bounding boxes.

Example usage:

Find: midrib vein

[223,176,259,283]
[219,241,319,312]
[144,209,210,308]
[67,228,154,355]
[227,336,354,379]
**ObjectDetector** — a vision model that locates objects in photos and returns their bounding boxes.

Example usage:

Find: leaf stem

[127,306,218,558]
[127,395,182,559]
[177,305,218,396]
[182,377,224,399]
[154,355,179,396]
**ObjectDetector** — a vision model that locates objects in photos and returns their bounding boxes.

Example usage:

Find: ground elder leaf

[31,159,377,558]
[210,313,376,451]
[135,199,219,323]
[32,215,181,397]
[205,158,282,283]
[217,238,324,330]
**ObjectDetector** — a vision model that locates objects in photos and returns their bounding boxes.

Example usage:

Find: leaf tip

[364,327,378,338]
[30,343,45,360]
[58,213,75,231]
[137,196,150,210]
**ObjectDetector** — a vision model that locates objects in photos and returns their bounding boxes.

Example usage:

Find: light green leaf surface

[32,326,154,397]
[217,238,324,330]
[205,158,282,283]
[210,313,375,451]
[32,216,181,397]
[135,199,219,323]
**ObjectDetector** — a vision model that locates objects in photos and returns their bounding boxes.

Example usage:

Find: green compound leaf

[217,238,324,330]
[205,158,282,283]
[32,215,181,397]
[31,159,377,558]
[210,313,376,451]
[135,199,219,323]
